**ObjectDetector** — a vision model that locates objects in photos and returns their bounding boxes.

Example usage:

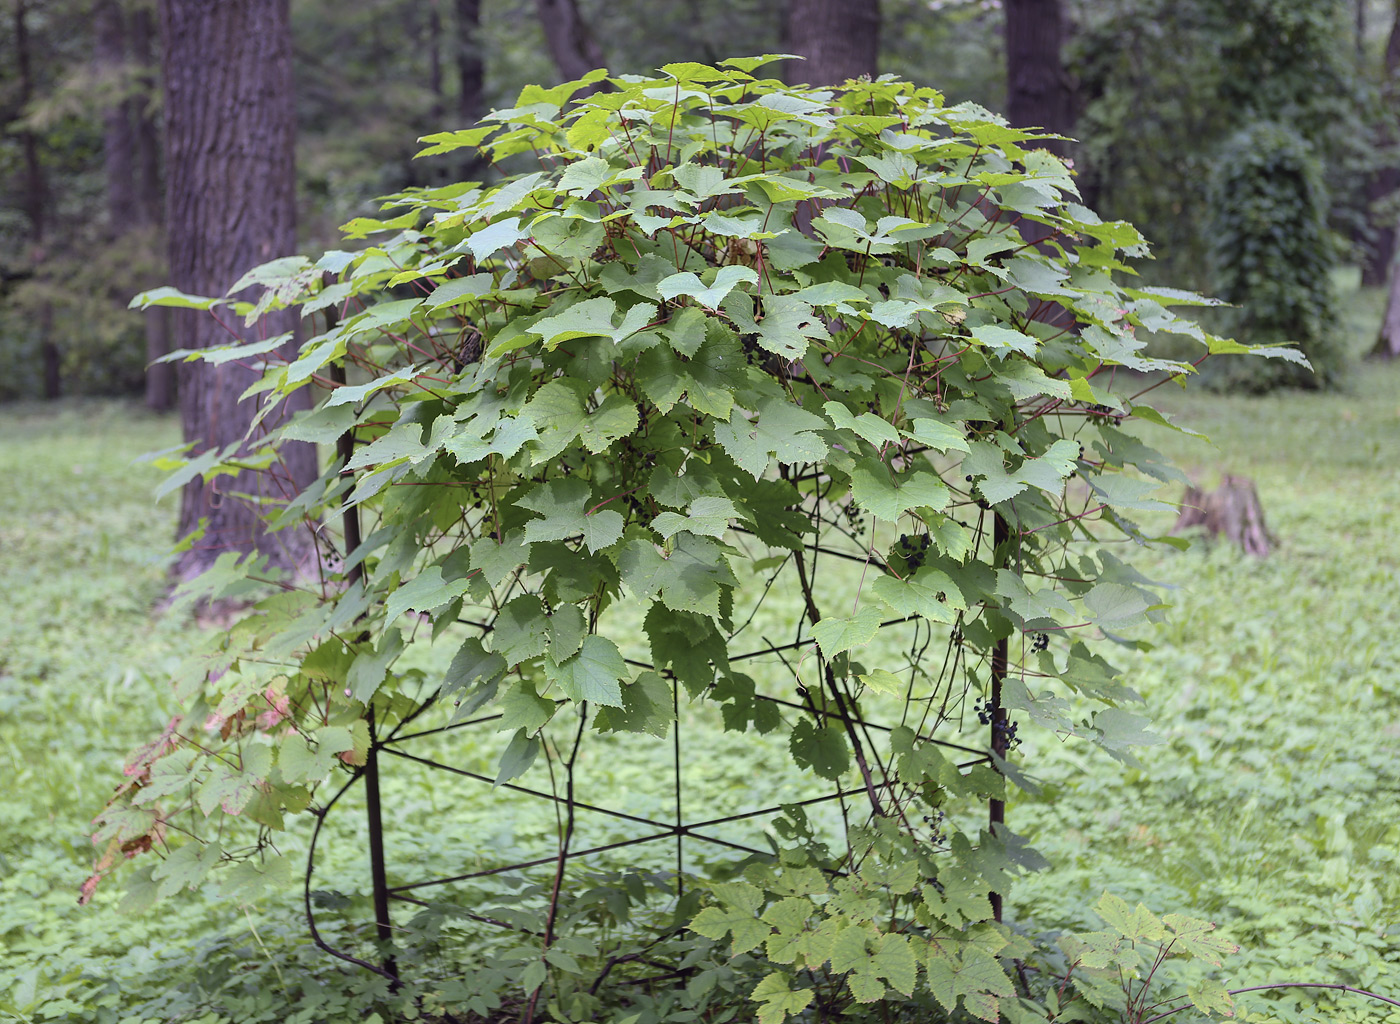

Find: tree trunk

[1005,0,1073,253]
[1004,0,1073,156]
[427,0,444,123]
[782,0,880,86]
[96,0,138,232]
[1376,269,1400,356]
[534,0,605,85]
[131,3,164,228]
[1363,1,1400,288]
[455,0,486,178]
[161,0,317,580]
[130,2,175,411]
[15,0,58,399]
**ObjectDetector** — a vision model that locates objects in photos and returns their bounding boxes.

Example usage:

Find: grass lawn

[1,306,1398,1021]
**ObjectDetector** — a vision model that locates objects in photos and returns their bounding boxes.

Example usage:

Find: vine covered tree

[161,0,318,579]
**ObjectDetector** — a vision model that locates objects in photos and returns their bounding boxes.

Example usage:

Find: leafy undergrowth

[1013,362,1400,1023]
[3,356,1400,1022]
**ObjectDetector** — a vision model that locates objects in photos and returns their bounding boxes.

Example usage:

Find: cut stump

[1172,474,1274,557]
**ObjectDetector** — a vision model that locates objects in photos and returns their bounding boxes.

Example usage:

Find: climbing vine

[99,57,1295,1023]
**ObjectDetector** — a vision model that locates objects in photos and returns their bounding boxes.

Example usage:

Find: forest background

[2,2,1400,1024]
[6,0,1400,402]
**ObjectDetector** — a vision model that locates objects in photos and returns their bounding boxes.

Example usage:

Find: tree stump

[1172,474,1274,557]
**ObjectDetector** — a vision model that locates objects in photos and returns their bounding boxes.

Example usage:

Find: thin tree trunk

[96,0,138,231]
[1376,265,1400,356]
[1364,1,1400,287]
[455,0,485,178]
[15,0,58,399]
[161,0,317,579]
[131,1,174,411]
[783,0,880,86]
[427,0,444,123]
[534,0,605,85]
[131,3,163,228]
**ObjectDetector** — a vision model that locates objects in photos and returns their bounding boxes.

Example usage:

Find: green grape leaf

[516,477,625,553]
[593,671,673,737]
[716,397,828,477]
[618,534,736,620]
[545,634,627,707]
[1187,979,1235,1016]
[347,628,405,702]
[831,927,918,1001]
[494,729,540,786]
[751,973,814,1024]
[492,595,550,667]
[871,567,965,624]
[651,495,741,540]
[532,296,656,348]
[811,605,883,658]
[658,265,758,308]
[497,678,555,735]
[789,719,850,780]
[1096,892,1166,942]
[386,566,475,621]
[824,401,901,447]
[850,458,949,521]
[692,880,768,955]
[1163,914,1238,965]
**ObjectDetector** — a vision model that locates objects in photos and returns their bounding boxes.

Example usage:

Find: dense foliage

[1072,0,1365,278]
[90,61,1307,1023]
[9,354,1400,1022]
[1206,122,1340,391]
[6,0,1393,400]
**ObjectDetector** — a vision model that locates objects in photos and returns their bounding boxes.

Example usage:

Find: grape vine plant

[101,57,1293,1024]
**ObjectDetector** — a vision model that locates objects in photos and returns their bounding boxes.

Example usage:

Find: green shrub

[113,58,1291,1023]
[1206,121,1342,391]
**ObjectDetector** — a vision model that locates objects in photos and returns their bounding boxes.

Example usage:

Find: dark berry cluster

[973,698,1023,748]
[997,718,1021,749]
[922,810,946,844]
[740,333,760,365]
[845,502,868,534]
[894,532,932,570]
[1032,631,1049,652]
[1088,403,1125,425]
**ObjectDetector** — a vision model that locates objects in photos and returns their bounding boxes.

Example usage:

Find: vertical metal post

[329,326,398,984]
[673,675,683,897]
[989,510,1011,923]
[364,720,399,983]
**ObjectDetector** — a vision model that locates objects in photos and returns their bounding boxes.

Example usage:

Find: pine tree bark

[161,0,317,580]
[782,0,880,86]
[1004,0,1072,156]
[534,0,604,85]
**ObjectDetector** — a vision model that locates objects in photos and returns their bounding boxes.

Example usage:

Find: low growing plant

[104,57,1301,1023]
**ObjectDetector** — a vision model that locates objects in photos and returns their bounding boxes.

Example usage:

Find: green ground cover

[2,310,1398,1022]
